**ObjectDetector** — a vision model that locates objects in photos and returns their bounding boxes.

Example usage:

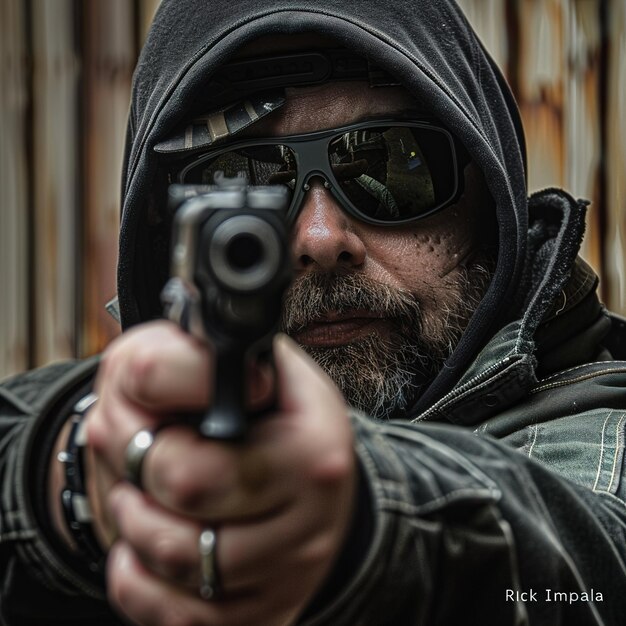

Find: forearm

[0,359,116,624]
[303,413,626,625]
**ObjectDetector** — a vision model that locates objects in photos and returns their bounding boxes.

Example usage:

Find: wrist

[51,393,107,574]
[49,418,77,552]
[17,357,107,598]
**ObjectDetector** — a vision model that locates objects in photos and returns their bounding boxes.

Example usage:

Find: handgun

[161,173,291,439]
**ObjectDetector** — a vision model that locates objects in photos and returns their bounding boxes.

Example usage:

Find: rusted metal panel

[0,0,29,379]
[31,0,80,366]
[604,0,626,313]
[81,0,136,356]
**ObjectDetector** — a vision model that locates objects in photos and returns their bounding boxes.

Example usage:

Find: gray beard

[280,263,492,420]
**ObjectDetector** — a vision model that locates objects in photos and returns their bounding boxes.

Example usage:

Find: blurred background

[1,0,625,379]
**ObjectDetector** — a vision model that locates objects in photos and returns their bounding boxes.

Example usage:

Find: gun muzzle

[205,214,282,293]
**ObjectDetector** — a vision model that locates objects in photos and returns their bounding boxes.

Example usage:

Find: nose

[291,180,367,272]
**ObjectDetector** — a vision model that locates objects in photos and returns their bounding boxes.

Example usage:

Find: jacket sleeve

[0,359,121,625]
[302,412,626,626]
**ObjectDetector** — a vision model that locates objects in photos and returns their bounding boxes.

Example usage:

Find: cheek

[355,161,490,308]
[364,223,475,291]
[411,228,473,272]
[409,201,479,273]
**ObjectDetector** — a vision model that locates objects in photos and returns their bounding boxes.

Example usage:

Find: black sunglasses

[171,119,469,226]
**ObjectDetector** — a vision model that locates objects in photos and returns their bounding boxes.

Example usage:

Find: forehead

[223,33,418,138]
[244,82,419,137]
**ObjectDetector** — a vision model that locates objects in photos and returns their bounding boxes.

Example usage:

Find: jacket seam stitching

[531,367,626,393]
[527,424,539,458]
[537,360,626,384]
[607,413,625,493]
[592,489,626,510]
[592,411,613,491]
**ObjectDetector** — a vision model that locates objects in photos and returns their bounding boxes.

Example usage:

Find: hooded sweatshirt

[119,0,623,422]
[118,0,530,413]
[1,1,626,625]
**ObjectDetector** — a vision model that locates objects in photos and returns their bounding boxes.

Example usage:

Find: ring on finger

[125,428,156,489]
[199,528,220,600]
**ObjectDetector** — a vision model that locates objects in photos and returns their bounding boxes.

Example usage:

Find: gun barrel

[204,214,283,293]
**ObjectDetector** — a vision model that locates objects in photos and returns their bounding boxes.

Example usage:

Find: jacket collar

[412,188,606,426]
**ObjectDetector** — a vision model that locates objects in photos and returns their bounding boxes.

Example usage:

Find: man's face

[247,82,493,417]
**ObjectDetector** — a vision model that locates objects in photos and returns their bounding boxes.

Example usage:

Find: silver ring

[199,528,219,600]
[124,429,155,489]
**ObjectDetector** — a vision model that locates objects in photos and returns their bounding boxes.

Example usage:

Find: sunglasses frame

[172,118,468,226]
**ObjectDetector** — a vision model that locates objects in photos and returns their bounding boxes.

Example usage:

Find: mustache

[280,271,422,334]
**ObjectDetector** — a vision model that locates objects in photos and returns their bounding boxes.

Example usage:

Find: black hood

[118,0,528,411]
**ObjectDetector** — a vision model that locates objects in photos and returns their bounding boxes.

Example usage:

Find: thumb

[273,333,343,414]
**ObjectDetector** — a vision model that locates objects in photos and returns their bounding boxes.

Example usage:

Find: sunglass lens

[181,145,298,191]
[329,126,458,221]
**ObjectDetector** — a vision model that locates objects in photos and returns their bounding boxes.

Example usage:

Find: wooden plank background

[604,0,626,312]
[31,0,81,366]
[459,0,625,310]
[0,0,30,376]
[1,0,624,379]
[81,0,136,358]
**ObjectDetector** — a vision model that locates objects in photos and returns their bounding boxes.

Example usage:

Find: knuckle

[156,462,206,512]
[99,324,174,405]
[124,343,162,403]
[309,446,354,486]
[150,437,229,513]
[99,331,134,375]
[151,533,190,577]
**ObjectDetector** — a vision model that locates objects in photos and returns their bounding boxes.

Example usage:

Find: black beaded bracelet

[58,392,106,574]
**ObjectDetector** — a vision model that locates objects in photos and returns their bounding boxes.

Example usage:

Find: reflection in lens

[330,126,454,221]
[182,145,297,192]
[385,128,435,211]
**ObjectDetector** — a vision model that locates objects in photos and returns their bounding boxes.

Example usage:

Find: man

[1,1,625,625]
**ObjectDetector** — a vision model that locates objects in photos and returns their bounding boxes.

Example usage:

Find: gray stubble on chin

[282,263,492,420]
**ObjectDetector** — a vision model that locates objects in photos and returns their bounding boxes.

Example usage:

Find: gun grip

[199,344,248,440]
[199,409,247,439]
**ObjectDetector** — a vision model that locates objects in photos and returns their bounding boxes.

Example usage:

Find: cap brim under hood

[118,0,528,412]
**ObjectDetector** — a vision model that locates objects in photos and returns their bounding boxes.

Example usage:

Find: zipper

[415,355,517,421]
